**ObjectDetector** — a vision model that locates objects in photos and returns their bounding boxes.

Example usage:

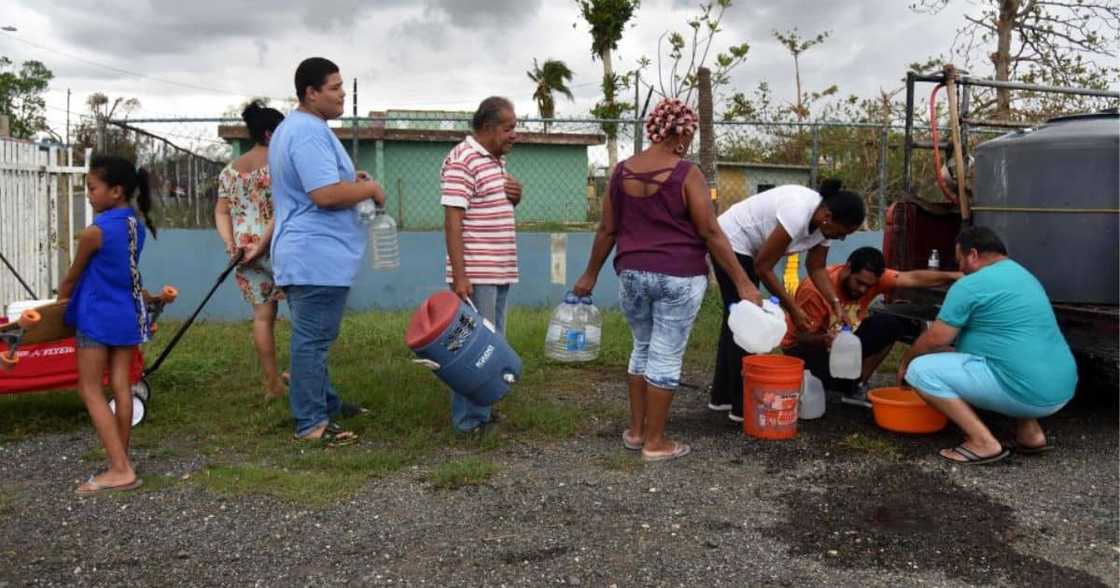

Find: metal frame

[902,70,1120,194]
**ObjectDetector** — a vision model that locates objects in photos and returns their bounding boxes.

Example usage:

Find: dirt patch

[765,463,1108,587]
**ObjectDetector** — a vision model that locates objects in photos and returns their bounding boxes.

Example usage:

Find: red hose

[929,83,959,204]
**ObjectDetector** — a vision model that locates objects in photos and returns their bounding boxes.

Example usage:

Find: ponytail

[136,167,157,238]
[817,177,866,227]
[88,155,158,238]
[242,100,285,146]
[818,177,843,199]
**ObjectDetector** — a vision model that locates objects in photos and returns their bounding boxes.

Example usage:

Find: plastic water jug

[798,370,826,420]
[368,206,400,271]
[405,291,521,406]
[545,292,601,362]
[829,325,862,379]
[728,296,788,353]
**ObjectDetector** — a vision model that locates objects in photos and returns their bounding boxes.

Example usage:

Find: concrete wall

[137,229,885,322]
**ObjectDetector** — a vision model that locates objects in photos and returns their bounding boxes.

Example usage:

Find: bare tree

[772,28,833,122]
[912,0,1120,119]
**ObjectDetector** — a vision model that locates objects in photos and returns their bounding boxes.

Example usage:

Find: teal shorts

[905,352,1069,419]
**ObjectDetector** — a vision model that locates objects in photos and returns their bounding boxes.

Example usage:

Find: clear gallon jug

[545,292,600,362]
[829,325,862,379]
[368,206,400,271]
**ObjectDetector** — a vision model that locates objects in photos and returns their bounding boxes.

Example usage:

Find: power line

[0,32,288,102]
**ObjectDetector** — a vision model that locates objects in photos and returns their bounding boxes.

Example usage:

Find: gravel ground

[1,371,1116,587]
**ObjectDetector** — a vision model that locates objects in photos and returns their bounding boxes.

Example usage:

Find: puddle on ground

[764,464,1106,586]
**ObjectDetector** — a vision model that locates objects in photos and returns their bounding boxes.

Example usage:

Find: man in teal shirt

[898,226,1076,465]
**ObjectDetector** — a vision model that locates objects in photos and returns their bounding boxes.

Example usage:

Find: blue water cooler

[405,291,521,405]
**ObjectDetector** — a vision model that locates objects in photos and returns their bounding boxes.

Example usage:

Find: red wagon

[0,253,244,426]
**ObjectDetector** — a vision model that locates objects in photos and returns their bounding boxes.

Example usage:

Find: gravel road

[2,372,1116,587]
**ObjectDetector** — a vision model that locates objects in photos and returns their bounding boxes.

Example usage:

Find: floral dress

[217,164,284,305]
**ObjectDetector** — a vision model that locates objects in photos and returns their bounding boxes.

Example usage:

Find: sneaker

[728,412,744,423]
[708,402,732,412]
[840,382,872,408]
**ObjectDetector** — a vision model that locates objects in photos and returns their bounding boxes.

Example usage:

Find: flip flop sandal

[939,445,1010,465]
[295,422,359,447]
[339,402,370,418]
[75,476,144,496]
[1004,439,1055,455]
[642,442,692,463]
[622,429,643,451]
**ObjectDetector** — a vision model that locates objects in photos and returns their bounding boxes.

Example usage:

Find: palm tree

[576,0,640,169]
[527,59,575,129]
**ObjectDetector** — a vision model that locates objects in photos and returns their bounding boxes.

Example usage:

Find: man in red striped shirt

[441,96,523,433]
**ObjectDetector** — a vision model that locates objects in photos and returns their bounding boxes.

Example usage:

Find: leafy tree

[527,58,575,124]
[0,57,53,139]
[575,0,641,168]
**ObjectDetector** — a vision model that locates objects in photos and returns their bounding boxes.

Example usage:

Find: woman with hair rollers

[58,156,158,495]
[710,179,866,422]
[574,98,760,462]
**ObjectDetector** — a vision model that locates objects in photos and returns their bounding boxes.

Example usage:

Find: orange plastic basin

[867,387,948,434]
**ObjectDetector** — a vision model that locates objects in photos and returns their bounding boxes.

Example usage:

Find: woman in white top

[709,179,866,421]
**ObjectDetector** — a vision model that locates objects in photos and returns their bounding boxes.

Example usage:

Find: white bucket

[5,298,55,323]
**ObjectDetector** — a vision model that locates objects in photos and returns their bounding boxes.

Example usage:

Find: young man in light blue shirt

[898,226,1077,465]
[269,57,385,444]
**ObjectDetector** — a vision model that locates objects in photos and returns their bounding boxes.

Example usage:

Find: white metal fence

[0,138,91,306]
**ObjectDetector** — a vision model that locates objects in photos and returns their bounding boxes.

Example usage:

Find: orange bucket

[867,387,948,434]
[742,355,804,440]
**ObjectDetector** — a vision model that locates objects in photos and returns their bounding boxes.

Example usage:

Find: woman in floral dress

[215,101,287,398]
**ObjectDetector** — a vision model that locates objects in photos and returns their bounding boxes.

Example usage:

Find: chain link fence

[101,121,226,230]
[107,115,1004,232]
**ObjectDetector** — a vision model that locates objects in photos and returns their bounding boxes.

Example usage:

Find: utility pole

[351,78,359,164]
[633,70,641,155]
[697,67,717,211]
[65,88,71,146]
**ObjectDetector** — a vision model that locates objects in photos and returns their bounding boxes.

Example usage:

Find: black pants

[709,253,760,416]
[786,313,921,393]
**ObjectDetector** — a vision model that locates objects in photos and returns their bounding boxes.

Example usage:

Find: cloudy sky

[3,0,976,137]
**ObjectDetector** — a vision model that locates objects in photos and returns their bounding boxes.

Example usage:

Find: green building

[219,111,603,230]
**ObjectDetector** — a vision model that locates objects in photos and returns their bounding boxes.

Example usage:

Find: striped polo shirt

[440,135,519,284]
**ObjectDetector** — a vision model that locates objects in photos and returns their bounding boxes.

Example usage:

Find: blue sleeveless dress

[63,207,151,346]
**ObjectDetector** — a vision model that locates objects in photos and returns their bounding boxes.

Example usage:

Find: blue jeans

[450,284,510,432]
[618,270,707,390]
[284,285,349,437]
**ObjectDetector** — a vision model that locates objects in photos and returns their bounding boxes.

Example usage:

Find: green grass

[0,295,726,505]
[837,432,903,460]
[429,457,499,490]
[594,453,645,473]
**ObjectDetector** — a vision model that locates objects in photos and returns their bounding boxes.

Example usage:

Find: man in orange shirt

[782,247,961,406]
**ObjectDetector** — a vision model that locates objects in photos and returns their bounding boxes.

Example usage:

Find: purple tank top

[611,159,709,277]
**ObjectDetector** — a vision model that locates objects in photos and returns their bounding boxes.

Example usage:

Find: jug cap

[768,296,779,304]
[564,292,580,304]
[579,295,593,305]
[840,324,852,332]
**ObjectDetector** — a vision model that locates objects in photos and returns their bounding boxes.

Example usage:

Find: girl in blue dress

[58,156,157,495]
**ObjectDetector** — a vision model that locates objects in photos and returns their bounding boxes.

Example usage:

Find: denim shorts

[618,270,708,390]
[75,330,106,349]
[906,352,1069,419]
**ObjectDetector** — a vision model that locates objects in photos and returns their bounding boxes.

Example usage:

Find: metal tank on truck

[876,66,1120,391]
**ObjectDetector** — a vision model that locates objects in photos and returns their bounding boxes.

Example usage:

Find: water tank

[973,112,1119,304]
